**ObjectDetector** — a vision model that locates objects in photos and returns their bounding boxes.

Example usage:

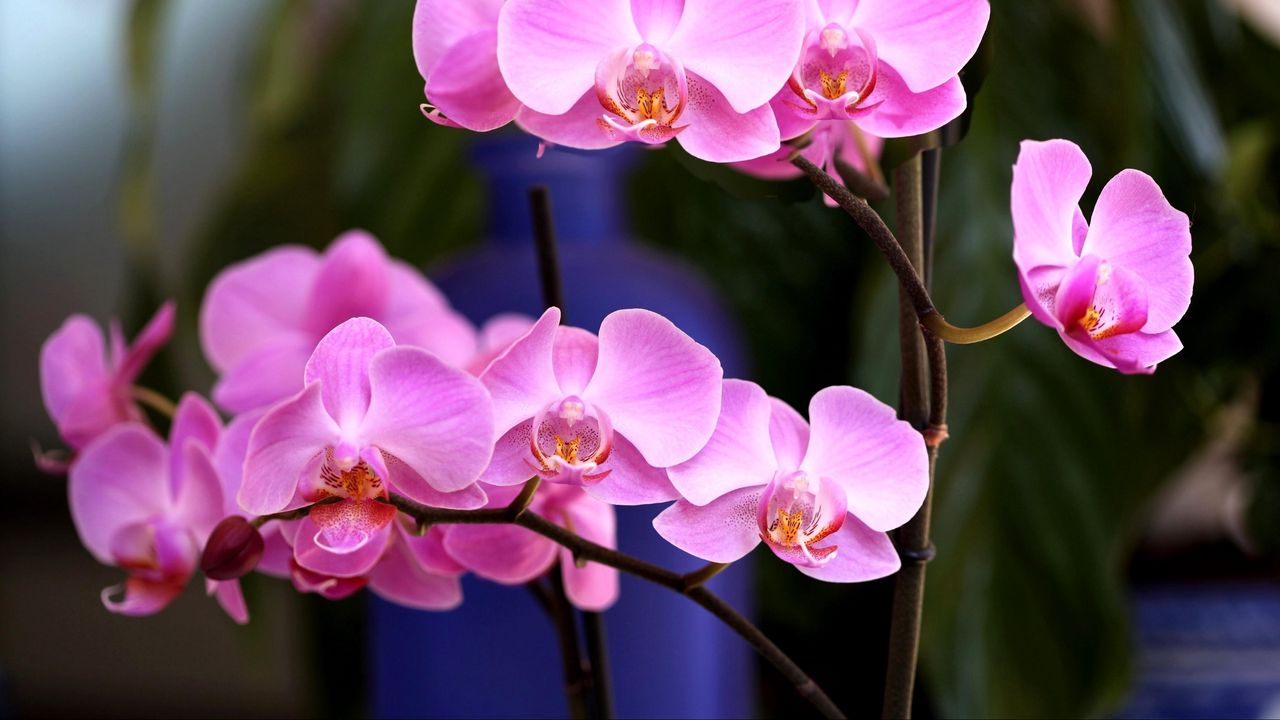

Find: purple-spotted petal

[309,498,397,554]
[1082,169,1193,333]
[795,513,900,582]
[850,0,989,93]
[584,309,722,468]
[801,386,928,532]
[497,0,642,115]
[369,532,464,611]
[70,424,170,564]
[480,421,540,487]
[294,513,392,578]
[240,383,338,515]
[675,72,781,162]
[361,346,494,495]
[442,523,558,583]
[666,0,806,113]
[668,380,777,506]
[304,317,395,430]
[652,487,763,563]
[583,432,679,505]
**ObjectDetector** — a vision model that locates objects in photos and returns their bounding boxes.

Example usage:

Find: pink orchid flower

[40,302,175,452]
[441,482,618,610]
[68,393,247,621]
[734,121,883,205]
[413,0,522,131]
[654,380,927,581]
[479,307,722,505]
[496,0,807,162]
[271,514,466,610]
[770,0,989,142]
[200,230,477,413]
[240,317,495,579]
[1011,139,1194,374]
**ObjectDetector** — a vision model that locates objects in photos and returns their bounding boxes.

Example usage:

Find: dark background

[2,1,1278,717]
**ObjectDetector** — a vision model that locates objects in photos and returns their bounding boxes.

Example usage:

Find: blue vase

[369,135,754,719]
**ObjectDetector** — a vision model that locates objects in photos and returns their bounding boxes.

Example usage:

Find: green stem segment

[789,155,1031,347]
[922,303,1030,345]
[130,386,177,419]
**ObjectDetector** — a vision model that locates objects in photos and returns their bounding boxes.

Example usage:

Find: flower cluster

[413,0,990,181]
[40,232,928,621]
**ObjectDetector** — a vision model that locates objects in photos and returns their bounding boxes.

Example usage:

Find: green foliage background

[123,1,1280,717]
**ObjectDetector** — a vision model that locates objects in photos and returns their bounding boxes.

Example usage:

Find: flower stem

[921,303,1031,345]
[792,155,1028,347]
[130,385,177,419]
[530,185,566,319]
[583,611,615,719]
[881,155,949,720]
[377,494,845,719]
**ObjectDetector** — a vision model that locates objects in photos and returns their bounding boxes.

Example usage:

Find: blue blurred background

[2,1,1279,718]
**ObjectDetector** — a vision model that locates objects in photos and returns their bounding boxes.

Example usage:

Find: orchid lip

[594,44,688,145]
[527,396,614,486]
[787,25,880,122]
[756,470,846,568]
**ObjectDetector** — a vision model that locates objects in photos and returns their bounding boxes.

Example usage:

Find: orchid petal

[668,380,777,506]
[515,93,626,151]
[850,0,989,93]
[361,346,494,495]
[583,432,679,505]
[294,513,392,578]
[210,338,314,414]
[70,424,169,564]
[560,497,619,610]
[114,301,176,383]
[553,326,599,395]
[801,386,928,532]
[424,29,521,132]
[652,486,764,562]
[369,531,464,611]
[412,0,506,78]
[442,523,558,583]
[240,383,337,515]
[675,72,781,163]
[498,0,641,115]
[101,577,184,617]
[666,0,806,113]
[584,309,722,467]
[795,513,900,582]
[309,498,398,554]
[769,396,810,470]
[199,246,317,373]
[852,70,966,139]
[304,317,395,430]
[481,307,563,434]
[1082,169,1193,333]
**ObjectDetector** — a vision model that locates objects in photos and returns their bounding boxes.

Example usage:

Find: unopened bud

[201,516,265,581]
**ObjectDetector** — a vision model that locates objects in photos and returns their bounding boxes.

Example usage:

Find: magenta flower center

[595,44,688,144]
[527,395,614,486]
[785,24,880,121]
[757,471,844,568]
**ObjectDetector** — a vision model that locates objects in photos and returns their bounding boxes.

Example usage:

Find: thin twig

[583,611,615,719]
[529,185,566,319]
[792,155,1031,345]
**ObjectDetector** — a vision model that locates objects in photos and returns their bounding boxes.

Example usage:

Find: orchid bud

[201,516,264,581]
